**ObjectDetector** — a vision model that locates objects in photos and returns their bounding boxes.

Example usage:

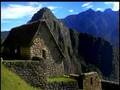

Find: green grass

[47,76,77,83]
[1,64,41,90]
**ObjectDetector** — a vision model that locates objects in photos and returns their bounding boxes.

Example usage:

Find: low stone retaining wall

[2,61,79,90]
[2,61,47,89]
[46,81,79,90]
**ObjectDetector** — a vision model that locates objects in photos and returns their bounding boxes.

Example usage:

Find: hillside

[1,31,9,44]
[1,64,41,90]
[62,8,119,47]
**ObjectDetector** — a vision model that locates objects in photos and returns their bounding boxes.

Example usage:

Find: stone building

[82,72,102,90]
[70,72,102,90]
[2,19,65,76]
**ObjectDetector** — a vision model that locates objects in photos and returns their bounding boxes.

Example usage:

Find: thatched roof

[3,19,65,59]
[3,21,40,47]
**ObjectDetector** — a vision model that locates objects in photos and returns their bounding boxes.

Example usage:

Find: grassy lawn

[47,76,77,83]
[1,64,41,90]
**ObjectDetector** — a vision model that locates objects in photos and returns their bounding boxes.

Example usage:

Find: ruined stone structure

[3,60,117,90]
[47,81,79,90]
[2,61,47,89]
[2,20,65,77]
[2,61,102,90]
[82,72,102,90]
[70,72,102,90]
[2,61,79,90]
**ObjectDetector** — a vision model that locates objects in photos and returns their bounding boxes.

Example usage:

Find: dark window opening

[90,77,93,85]
[14,47,21,59]
[42,49,46,59]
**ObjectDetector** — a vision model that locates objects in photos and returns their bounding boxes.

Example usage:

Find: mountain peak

[104,8,112,13]
[86,8,95,13]
[28,7,56,23]
[78,8,95,15]
[39,7,51,13]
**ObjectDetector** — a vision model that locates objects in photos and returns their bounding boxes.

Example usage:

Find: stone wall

[82,72,102,90]
[20,47,30,59]
[30,22,65,77]
[2,61,47,90]
[2,61,79,90]
[30,37,44,59]
[46,81,79,90]
[2,62,104,90]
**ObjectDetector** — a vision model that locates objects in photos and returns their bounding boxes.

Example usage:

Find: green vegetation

[1,64,41,90]
[47,76,77,83]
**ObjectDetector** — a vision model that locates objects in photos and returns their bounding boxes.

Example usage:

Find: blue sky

[1,2,119,31]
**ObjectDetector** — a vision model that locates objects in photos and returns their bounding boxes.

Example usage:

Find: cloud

[69,9,74,12]
[29,2,40,6]
[112,2,119,11]
[1,3,61,20]
[104,2,113,4]
[96,8,104,11]
[1,4,42,20]
[104,2,119,11]
[47,6,59,10]
[86,5,93,8]
[81,2,93,9]
[81,2,92,7]
[29,2,47,7]
[52,11,55,14]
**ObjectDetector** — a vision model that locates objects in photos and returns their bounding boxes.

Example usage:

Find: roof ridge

[44,20,66,59]
[29,20,65,60]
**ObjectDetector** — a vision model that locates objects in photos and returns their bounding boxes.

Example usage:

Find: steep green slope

[1,64,41,90]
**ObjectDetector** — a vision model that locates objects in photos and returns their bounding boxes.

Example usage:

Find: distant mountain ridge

[1,31,9,44]
[2,8,119,48]
[61,8,119,47]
